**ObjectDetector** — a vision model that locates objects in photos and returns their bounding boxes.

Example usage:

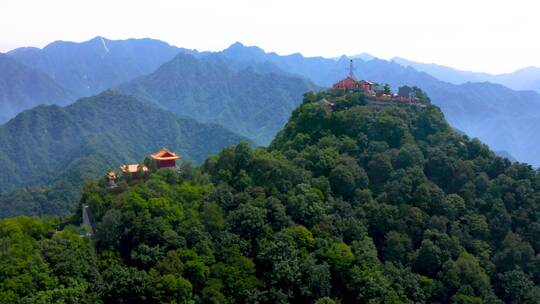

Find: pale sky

[1,0,539,74]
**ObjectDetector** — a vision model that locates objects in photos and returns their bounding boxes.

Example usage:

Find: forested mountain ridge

[0,53,72,123]
[120,53,318,145]
[2,90,539,303]
[0,90,248,218]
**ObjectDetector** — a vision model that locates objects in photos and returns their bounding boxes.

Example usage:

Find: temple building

[333,76,359,90]
[120,164,149,180]
[398,86,415,98]
[106,171,118,188]
[358,80,374,94]
[315,98,335,111]
[149,148,181,170]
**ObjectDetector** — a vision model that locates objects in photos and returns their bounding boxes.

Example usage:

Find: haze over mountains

[0,37,185,124]
[7,36,189,97]
[0,54,72,122]
[392,56,540,93]
[120,53,317,145]
[214,43,540,166]
[3,36,540,167]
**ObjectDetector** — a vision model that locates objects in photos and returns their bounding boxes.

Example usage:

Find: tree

[315,297,336,304]
[153,273,193,304]
[227,204,268,241]
[367,153,393,184]
[384,231,412,264]
[396,144,424,169]
[497,270,540,304]
[412,240,443,277]
[325,242,355,278]
[383,84,391,95]
[329,155,368,199]
[101,265,154,303]
[437,252,497,302]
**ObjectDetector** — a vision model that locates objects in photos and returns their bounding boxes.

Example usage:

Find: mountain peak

[350,52,376,61]
[86,36,105,44]
[228,41,245,48]
[222,42,266,59]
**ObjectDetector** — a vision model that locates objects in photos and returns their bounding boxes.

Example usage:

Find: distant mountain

[0,90,247,217]
[5,37,540,164]
[0,53,72,122]
[491,66,540,92]
[392,57,540,92]
[219,42,347,87]
[391,57,490,84]
[216,43,540,166]
[349,52,377,61]
[120,53,318,145]
[494,150,517,162]
[7,36,190,98]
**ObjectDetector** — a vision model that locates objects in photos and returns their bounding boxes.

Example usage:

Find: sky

[1,0,539,74]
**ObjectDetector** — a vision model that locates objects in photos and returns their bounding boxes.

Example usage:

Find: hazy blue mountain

[0,53,72,123]
[0,90,248,217]
[494,150,517,162]
[216,43,540,166]
[391,57,490,84]
[492,66,540,92]
[392,57,540,92]
[120,53,318,145]
[349,52,377,61]
[340,59,540,166]
[7,36,191,97]
[5,37,540,164]
[219,42,347,87]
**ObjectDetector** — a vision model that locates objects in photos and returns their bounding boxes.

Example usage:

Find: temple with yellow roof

[120,163,149,180]
[120,164,149,174]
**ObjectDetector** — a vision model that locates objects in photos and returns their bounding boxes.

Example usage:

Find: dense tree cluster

[2,91,540,303]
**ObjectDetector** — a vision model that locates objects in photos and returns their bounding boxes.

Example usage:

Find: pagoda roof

[120,164,149,174]
[150,148,181,161]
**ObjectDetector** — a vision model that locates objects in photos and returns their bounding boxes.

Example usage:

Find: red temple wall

[158,159,176,168]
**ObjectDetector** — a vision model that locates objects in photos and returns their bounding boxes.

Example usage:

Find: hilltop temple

[114,148,181,184]
[332,59,417,102]
[120,164,149,180]
[149,148,181,170]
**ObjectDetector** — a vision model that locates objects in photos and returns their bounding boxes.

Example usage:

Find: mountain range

[7,36,189,97]
[212,43,540,166]
[120,53,318,145]
[3,37,540,165]
[392,56,540,93]
[0,90,248,217]
[0,54,72,122]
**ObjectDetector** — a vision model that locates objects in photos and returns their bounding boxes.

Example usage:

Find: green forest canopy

[1,90,540,303]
